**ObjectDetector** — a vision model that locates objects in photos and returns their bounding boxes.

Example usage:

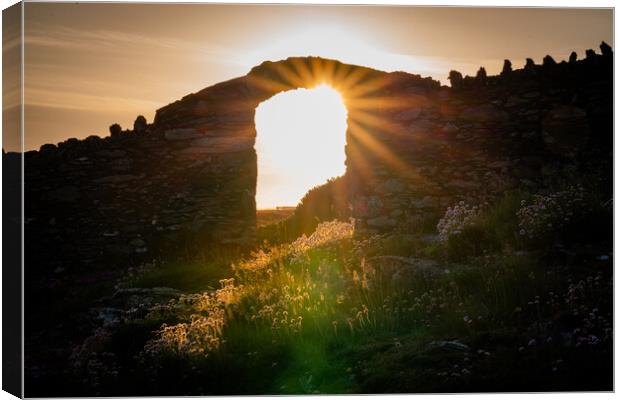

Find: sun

[254,84,348,209]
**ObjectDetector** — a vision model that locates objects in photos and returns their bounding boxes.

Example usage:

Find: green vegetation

[69,186,612,395]
[256,208,295,228]
[119,257,233,292]
[258,176,350,244]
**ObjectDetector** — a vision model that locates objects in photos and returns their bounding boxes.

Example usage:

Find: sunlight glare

[255,84,347,209]
[240,25,446,83]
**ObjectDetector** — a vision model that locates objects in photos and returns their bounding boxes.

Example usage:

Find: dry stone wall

[20,47,612,273]
[347,51,613,234]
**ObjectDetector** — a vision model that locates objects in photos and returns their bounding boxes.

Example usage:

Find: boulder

[39,143,57,154]
[133,115,147,133]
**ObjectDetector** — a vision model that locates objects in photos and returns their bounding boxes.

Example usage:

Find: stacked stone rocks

[350,45,613,234]
[23,116,256,273]
[19,44,612,273]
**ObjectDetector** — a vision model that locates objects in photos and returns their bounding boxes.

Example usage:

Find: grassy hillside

[258,176,350,244]
[257,208,295,227]
[61,183,612,395]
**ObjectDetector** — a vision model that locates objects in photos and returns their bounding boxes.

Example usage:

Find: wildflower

[516,186,585,239]
[437,202,482,242]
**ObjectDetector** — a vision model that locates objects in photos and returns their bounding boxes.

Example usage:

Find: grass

[64,189,613,395]
[120,257,233,292]
[256,208,295,227]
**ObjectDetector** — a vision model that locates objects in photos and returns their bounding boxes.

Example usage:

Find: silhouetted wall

[21,47,612,273]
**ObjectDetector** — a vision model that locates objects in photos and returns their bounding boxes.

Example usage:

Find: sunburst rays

[246,57,435,196]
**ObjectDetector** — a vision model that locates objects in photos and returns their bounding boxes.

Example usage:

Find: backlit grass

[71,191,613,394]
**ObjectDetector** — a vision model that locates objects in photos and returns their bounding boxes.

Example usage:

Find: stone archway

[153,57,441,244]
[24,53,606,263]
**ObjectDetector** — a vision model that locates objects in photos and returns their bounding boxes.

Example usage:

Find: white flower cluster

[143,278,241,357]
[436,201,481,242]
[516,186,585,239]
[289,220,353,262]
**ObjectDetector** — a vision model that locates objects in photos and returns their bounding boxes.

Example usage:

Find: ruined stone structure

[19,46,612,272]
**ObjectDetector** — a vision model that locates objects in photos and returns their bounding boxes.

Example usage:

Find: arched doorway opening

[254,84,348,209]
[254,84,349,237]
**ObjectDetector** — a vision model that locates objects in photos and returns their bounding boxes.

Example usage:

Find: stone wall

[20,46,612,272]
[346,50,613,234]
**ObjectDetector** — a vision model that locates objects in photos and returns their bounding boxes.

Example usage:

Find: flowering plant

[516,186,585,240]
[289,220,353,263]
[436,201,481,242]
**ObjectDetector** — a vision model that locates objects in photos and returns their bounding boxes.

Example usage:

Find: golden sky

[17,4,612,152]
